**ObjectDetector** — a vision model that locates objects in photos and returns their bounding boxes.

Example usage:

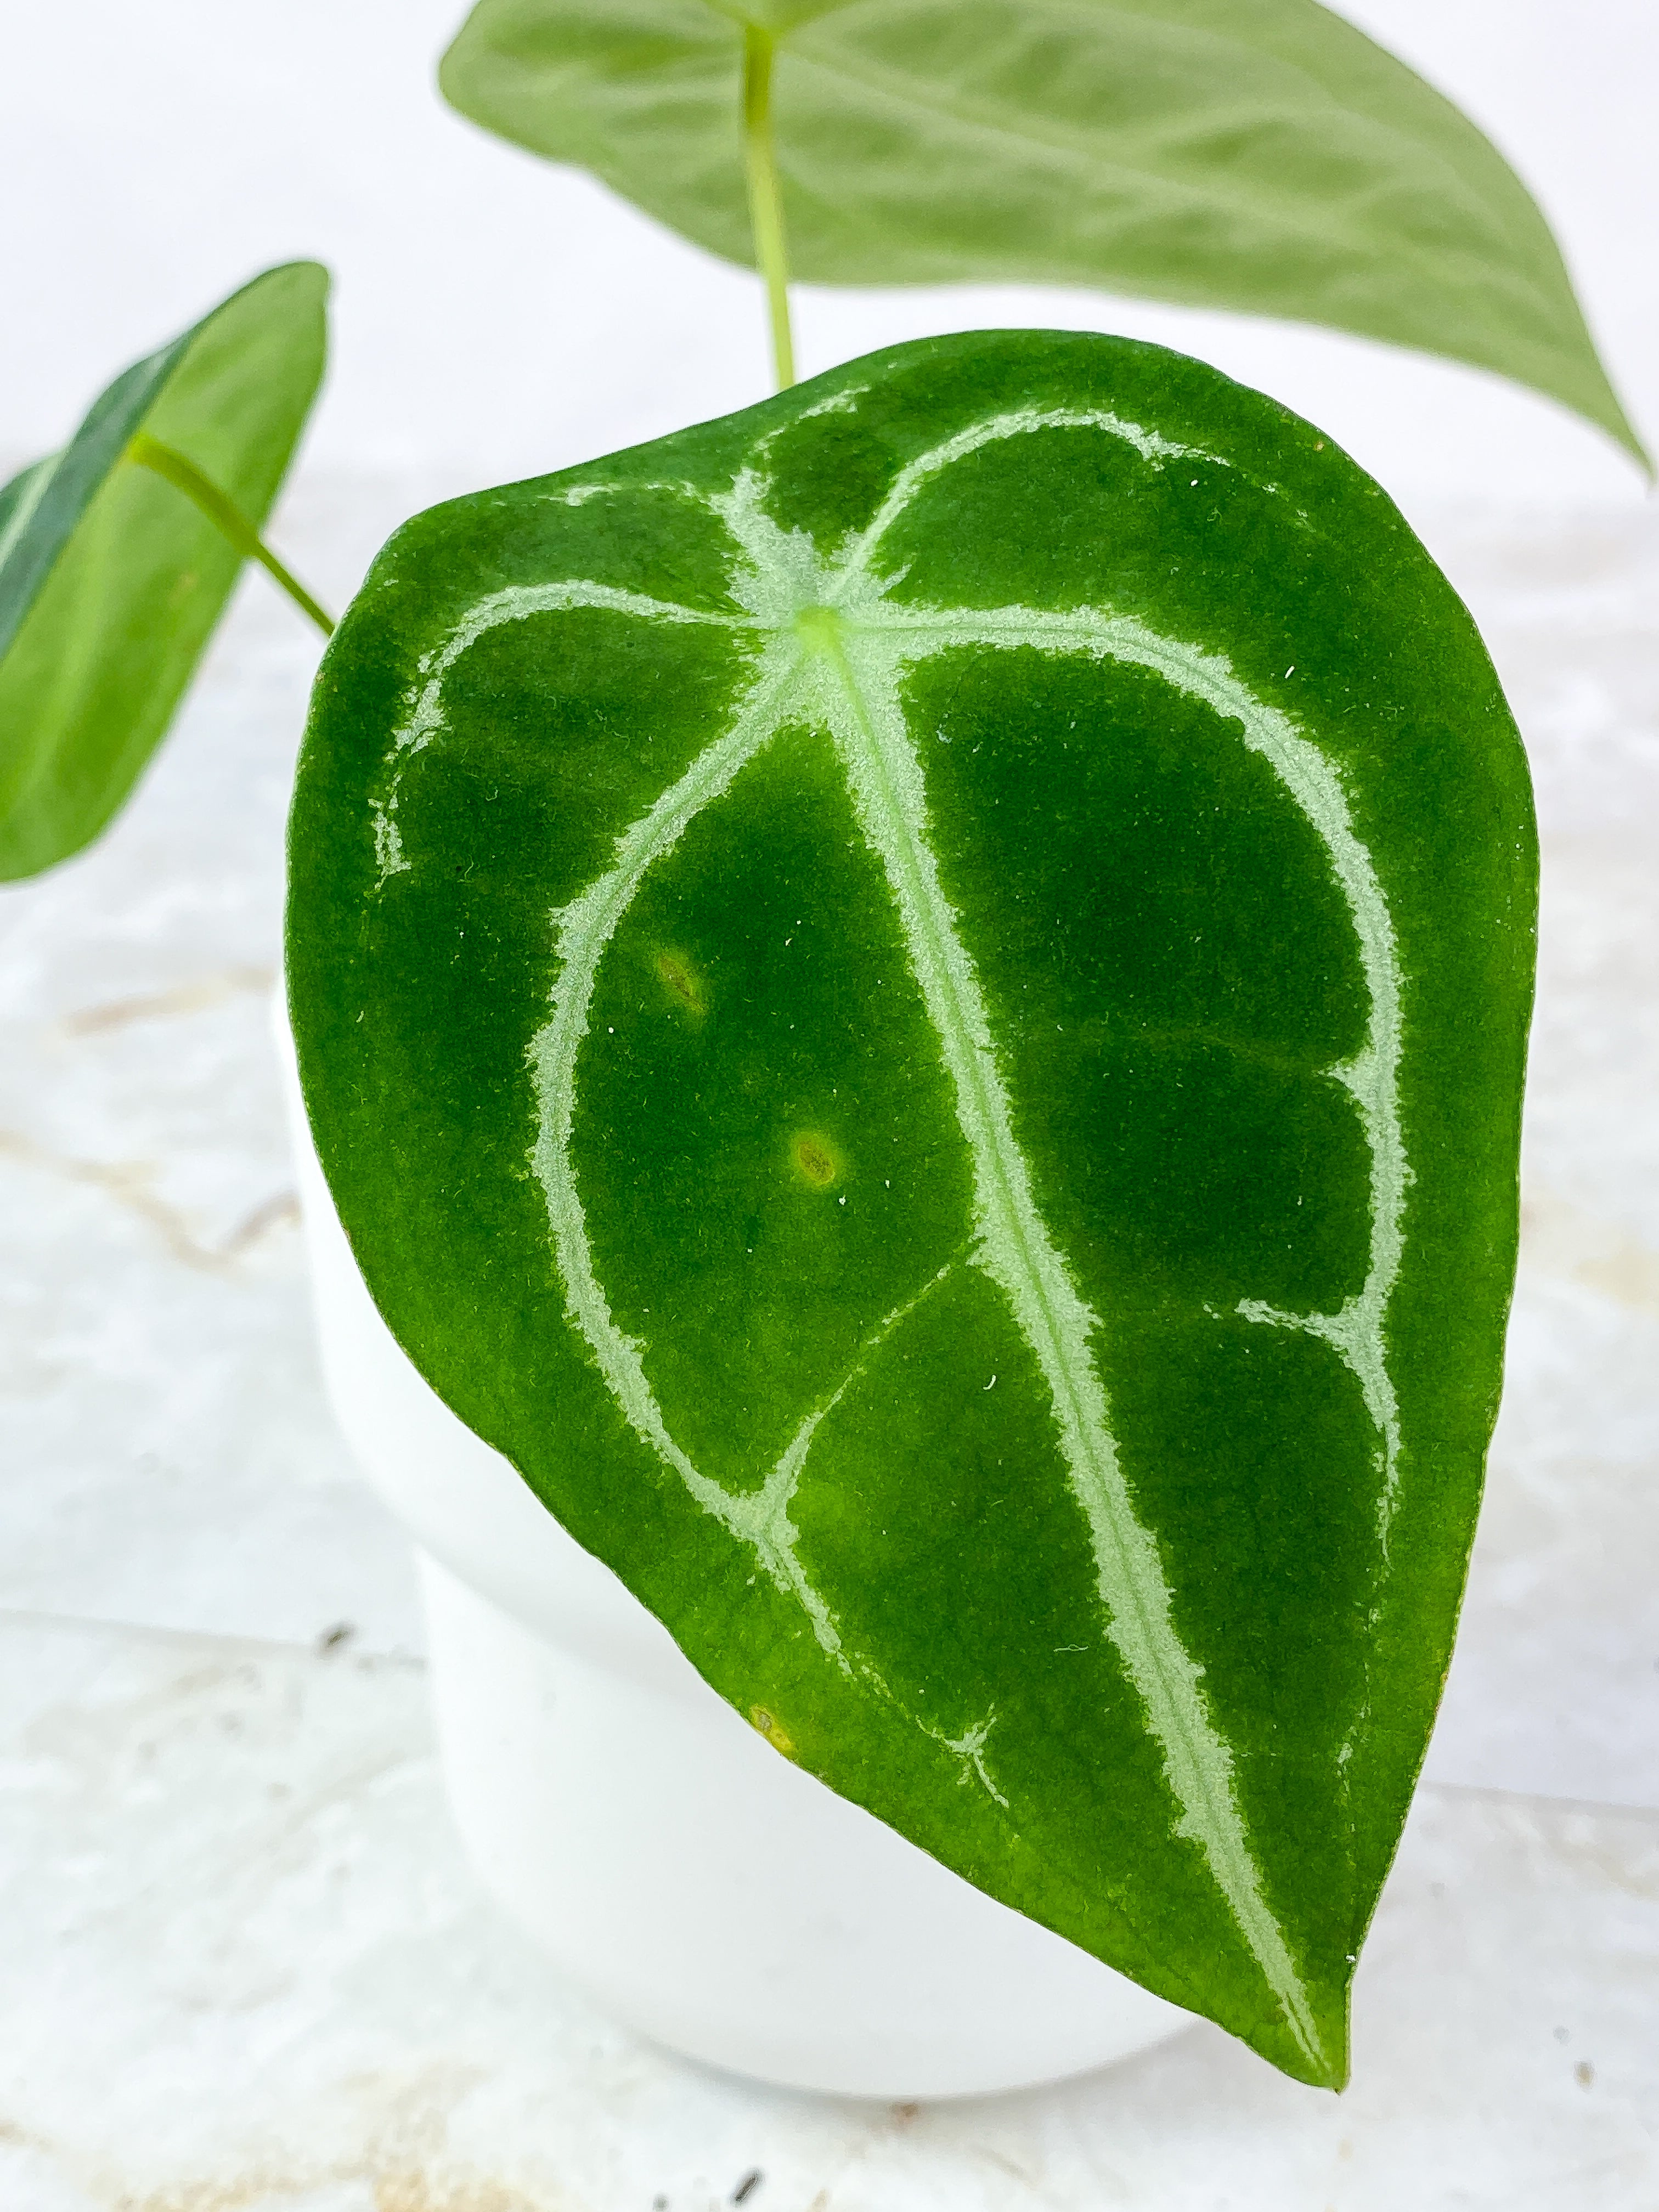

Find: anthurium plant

[5,0,1640,2087]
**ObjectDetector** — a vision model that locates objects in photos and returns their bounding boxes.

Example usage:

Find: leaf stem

[741,25,796,391]
[126,432,335,637]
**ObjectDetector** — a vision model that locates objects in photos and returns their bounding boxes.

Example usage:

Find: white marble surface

[2,480,1656,2202]
[2,1611,1655,2211]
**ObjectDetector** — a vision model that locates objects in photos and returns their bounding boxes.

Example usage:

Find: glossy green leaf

[0,262,330,880]
[440,0,1643,463]
[287,330,1535,2085]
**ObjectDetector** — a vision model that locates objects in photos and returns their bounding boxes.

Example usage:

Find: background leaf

[441,0,1643,461]
[287,330,1536,2084]
[0,261,330,881]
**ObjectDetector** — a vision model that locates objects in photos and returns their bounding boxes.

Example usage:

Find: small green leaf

[287,331,1536,2085]
[440,0,1643,462]
[0,262,330,881]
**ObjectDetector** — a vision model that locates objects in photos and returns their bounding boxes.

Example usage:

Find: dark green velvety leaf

[0,262,329,881]
[439,0,1643,464]
[286,329,1536,2085]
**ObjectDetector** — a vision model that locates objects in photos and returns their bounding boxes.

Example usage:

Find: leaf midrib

[803,610,1327,2074]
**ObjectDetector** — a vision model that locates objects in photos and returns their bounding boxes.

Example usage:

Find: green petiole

[126,431,335,637]
[741,25,795,392]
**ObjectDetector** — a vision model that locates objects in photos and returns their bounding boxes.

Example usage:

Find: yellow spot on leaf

[750,1706,795,1757]
[790,1130,843,1189]
[654,948,705,1015]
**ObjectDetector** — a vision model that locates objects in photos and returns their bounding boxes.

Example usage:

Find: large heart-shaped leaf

[287,330,1535,2084]
[439,0,1643,462]
[0,261,329,881]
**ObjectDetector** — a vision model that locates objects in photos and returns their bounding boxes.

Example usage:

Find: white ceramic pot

[275,997,1188,2097]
